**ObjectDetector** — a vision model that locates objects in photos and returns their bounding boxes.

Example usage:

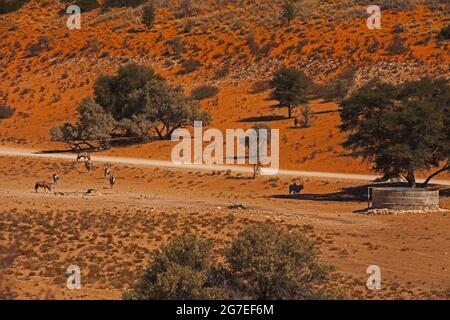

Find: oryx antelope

[85,160,93,172]
[76,152,91,163]
[289,179,304,195]
[109,175,116,189]
[35,181,53,193]
[52,168,61,184]
[104,163,112,178]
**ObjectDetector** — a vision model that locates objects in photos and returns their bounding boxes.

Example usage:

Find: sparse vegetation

[61,0,99,11]
[180,58,202,74]
[299,104,314,128]
[191,85,219,100]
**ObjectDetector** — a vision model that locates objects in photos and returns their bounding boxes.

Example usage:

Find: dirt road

[1,146,449,185]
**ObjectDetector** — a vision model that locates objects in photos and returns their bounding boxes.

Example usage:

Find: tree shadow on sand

[272,182,450,203]
[238,115,287,123]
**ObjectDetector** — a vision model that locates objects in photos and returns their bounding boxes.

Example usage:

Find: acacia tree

[50,98,116,150]
[271,67,310,119]
[340,78,450,187]
[126,79,210,139]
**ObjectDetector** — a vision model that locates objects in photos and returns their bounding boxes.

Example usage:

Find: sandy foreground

[0,152,449,300]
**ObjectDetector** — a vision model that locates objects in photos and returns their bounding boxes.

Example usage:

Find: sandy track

[1,147,449,185]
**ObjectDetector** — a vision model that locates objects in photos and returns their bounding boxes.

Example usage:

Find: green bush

[226,223,333,299]
[126,223,339,300]
[124,234,227,300]
[271,67,310,118]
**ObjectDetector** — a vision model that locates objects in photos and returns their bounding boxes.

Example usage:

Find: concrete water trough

[370,187,440,211]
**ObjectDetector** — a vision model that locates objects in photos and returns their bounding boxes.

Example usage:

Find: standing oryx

[109,175,116,189]
[104,163,112,178]
[289,179,305,195]
[85,160,93,172]
[35,181,53,193]
[52,168,61,184]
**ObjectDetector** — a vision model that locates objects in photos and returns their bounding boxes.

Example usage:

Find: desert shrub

[0,0,29,14]
[102,0,145,8]
[299,104,314,128]
[61,0,99,11]
[191,85,219,100]
[126,223,339,300]
[174,0,198,18]
[281,0,297,25]
[385,34,408,55]
[249,80,272,94]
[0,243,18,299]
[339,78,450,187]
[180,58,202,74]
[318,70,354,102]
[437,24,450,40]
[141,3,155,28]
[378,0,417,11]
[225,223,334,299]
[271,67,311,118]
[0,105,15,120]
[124,234,227,300]
[164,37,187,55]
[214,66,230,79]
[391,23,405,33]
[25,35,53,57]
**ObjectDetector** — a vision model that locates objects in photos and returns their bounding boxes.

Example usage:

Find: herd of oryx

[34,152,306,195]
[34,152,116,193]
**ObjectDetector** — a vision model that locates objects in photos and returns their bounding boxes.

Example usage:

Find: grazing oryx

[109,175,116,189]
[289,179,304,195]
[35,181,53,193]
[76,152,91,163]
[85,160,93,172]
[52,169,61,184]
[104,163,112,178]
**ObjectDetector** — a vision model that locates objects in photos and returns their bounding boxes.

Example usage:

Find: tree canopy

[339,78,450,187]
[51,63,210,149]
[271,67,310,118]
